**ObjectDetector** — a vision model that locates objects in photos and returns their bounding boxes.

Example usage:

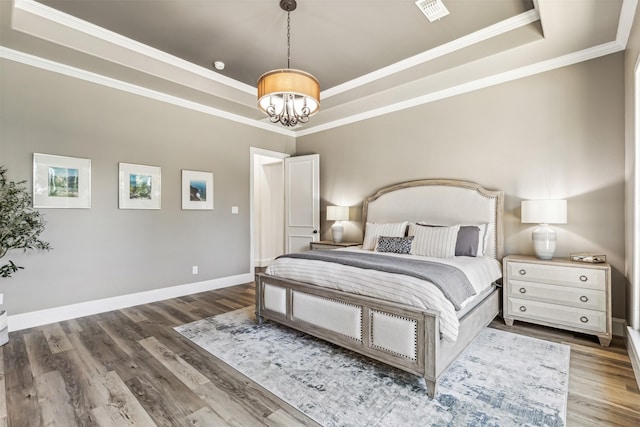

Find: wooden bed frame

[255,179,504,398]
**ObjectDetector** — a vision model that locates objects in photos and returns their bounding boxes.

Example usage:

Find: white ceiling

[0,0,636,136]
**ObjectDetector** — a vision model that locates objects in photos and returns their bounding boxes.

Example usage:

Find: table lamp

[326,206,349,243]
[521,199,567,260]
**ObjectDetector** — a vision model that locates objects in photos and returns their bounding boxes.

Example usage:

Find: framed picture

[182,170,214,210]
[119,163,161,209]
[33,153,91,208]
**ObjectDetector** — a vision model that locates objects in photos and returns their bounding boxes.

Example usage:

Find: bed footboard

[256,272,441,397]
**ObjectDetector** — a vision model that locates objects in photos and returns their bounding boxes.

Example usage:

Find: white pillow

[363,222,408,250]
[408,223,460,258]
[417,222,488,257]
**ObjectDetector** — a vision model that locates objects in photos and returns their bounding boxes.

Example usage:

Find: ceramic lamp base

[331,221,344,243]
[532,224,557,260]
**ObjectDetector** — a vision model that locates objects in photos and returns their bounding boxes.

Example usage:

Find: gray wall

[298,53,627,318]
[0,51,629,321]
[0,59,295,315]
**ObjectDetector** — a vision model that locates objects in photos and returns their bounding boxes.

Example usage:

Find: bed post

[424,312,439,397]
[255,273,265,325]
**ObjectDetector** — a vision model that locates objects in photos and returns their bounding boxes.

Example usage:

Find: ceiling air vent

[415,0,449,22]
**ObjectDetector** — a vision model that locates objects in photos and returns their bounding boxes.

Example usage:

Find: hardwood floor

[2,282,639,426]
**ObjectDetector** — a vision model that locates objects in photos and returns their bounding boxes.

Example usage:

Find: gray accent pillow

[375,236,414,254]
[455,225,480,257]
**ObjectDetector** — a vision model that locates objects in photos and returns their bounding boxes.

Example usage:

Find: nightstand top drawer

[310,241,361,250]
[506,261,607,290]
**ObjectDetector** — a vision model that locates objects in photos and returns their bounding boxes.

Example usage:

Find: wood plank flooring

[2,282,639,426]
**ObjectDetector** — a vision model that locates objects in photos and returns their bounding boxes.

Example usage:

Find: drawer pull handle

[580,316,589,323]
[519,287,527,294]
[579,275,588,282]
[580,295,589,303]
[519,306,527,312]
[519,269,526,276]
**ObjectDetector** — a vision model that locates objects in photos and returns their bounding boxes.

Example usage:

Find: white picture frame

[119,163,161,209]
[182,170,214,210]
[33,153,91,208]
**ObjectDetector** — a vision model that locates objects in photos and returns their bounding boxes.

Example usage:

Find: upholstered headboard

[363,179,504,259]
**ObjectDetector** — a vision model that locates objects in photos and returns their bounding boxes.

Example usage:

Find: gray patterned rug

[175,307,570,427]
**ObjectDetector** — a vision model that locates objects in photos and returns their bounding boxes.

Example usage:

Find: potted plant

[0,165,51,344]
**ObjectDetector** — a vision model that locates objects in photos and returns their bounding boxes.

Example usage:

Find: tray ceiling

[0,0,633,136]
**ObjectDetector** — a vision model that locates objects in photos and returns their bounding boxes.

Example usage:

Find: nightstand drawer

[507,297,607,333]
[508,280,606,311]
[507,262,606,290]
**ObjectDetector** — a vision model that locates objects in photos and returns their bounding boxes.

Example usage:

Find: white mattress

[265,247,502,342]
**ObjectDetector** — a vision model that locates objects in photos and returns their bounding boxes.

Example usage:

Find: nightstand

[309,241,361,250]
[502,255,612,346]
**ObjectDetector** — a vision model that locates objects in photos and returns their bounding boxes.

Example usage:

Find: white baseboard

[613,317,627,337]
[627,327,640,390]
[8,272,254,332]
[8,282,632,336]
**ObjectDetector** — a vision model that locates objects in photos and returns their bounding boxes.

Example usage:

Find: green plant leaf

[0,165,51,278]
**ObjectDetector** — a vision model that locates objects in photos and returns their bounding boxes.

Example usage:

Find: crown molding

[1,39,623,140]
[13,0,539,104]
[0,37,626,140]
[13,0,256,96]
[0,47,295,137]
[617,0,639,48]
[5,0,636,138]
[296,0,636,137]
[296,41,624,137]
[321,8,541,100]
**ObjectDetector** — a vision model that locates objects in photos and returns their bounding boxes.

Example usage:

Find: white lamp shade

[521,200,567,224]
[327,206,349,221]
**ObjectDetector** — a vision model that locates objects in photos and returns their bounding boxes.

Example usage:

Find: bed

[255,179,504,398]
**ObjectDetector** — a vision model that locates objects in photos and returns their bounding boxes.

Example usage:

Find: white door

[284,154,320,253]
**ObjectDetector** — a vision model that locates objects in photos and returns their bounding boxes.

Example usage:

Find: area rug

[175,308,570,427]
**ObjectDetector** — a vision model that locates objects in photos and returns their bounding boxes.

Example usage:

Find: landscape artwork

[48,167,79,198]
[129,174,153,200]
[189,180,207,201]
[182,170,213,210]
[118,163,161,209]
[33,154,91,208]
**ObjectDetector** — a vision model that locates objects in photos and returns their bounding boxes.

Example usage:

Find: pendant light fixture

[257,0,320,127]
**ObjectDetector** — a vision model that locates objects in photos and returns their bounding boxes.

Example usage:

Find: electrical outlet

[192,266,198,275]
[231,206,239,214]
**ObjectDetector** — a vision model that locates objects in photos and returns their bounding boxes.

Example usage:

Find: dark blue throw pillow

[375,236,414,254]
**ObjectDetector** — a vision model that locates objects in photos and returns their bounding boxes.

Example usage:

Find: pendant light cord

[287,11,291,69]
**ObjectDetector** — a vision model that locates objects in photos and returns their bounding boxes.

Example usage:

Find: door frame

[249,147,290,273]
